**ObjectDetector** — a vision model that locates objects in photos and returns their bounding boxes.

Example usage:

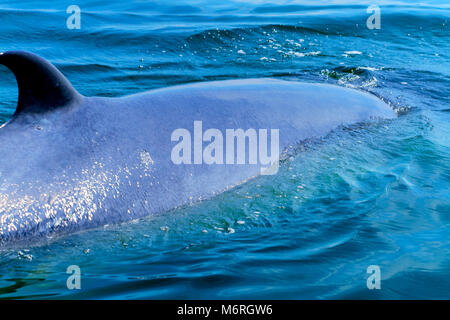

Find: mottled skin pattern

[0,51,395,244]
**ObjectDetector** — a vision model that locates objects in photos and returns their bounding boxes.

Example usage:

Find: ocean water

[0,0,449,299]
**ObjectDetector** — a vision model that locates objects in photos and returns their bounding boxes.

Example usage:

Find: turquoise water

[0,0,449,299]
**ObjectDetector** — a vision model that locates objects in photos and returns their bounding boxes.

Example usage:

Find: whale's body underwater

[0,51,395,244]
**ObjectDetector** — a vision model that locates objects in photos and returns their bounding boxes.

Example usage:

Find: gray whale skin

[0,51,395,244]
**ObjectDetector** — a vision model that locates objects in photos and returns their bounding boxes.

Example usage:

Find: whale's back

[0,52,396,245]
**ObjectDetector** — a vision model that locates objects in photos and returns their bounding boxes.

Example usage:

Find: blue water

[0,0,449,299]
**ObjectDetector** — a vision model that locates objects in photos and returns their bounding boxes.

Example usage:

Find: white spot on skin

[140,150,154,176]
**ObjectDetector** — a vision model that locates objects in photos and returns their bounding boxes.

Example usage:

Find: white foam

[344,50,362,55]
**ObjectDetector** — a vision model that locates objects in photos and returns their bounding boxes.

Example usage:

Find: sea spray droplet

[17,250,33,261]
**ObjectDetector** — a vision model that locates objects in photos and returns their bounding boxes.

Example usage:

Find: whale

[0,51,395,244]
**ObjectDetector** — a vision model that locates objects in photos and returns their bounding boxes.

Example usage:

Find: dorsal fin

[0,51,82,117]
